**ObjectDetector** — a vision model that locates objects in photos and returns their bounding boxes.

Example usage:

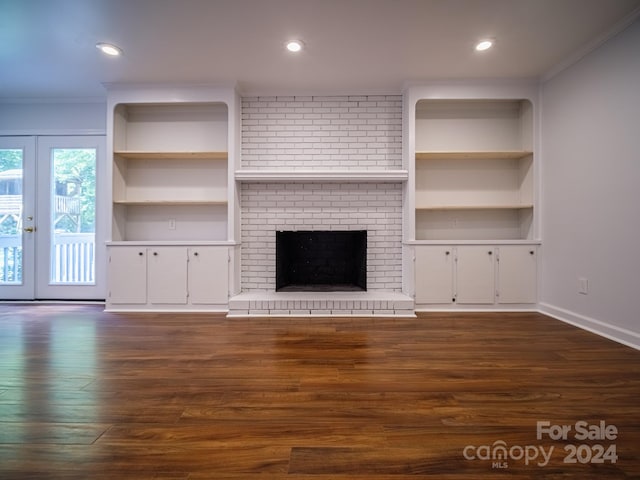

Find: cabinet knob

[153,252,158,256]
[445,251,450,255]
[194,252,199,256]
[530,250,535,255]
[488,251,493,255]
[138,252,143,256]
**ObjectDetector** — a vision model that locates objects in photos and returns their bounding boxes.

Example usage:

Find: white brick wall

[240,95,404,293]
[242,95,402,169]
[241,182,402,291]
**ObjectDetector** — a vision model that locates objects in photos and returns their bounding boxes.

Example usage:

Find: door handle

[23,226,36,233]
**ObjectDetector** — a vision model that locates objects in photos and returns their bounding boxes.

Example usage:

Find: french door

[0,136,105,300]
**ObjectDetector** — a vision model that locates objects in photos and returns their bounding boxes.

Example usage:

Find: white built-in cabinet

[496,245,537,304]
[414,246,454,304]
[415,245,537,307]
[108,245,229,307]
[456,246,496,304]
[105,86,239,311]
[406,87,540,310]
[108,246,147,305]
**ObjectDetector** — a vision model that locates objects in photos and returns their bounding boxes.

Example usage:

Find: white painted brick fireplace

[241,181,403,291]
[229,95,414,316]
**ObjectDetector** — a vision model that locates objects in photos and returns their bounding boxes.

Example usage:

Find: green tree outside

[0,148,96,233]
[0,148,23,236]
[52,148,96,233]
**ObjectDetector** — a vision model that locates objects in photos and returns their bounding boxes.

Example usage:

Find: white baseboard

[538,303,640,351]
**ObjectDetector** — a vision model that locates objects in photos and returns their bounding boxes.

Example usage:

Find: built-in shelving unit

[414,99,534,241]
[404,88,539,310]
[104,85,241,312]
[111,102,229,242]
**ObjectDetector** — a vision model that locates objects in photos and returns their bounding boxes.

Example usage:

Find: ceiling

[1,0,639,99]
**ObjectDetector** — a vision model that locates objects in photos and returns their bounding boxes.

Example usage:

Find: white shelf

[113,200,228,206]
[107,240,236,247]
[115,151,227,160]
[235,169,409,182]
[416,204,534,211]
[408,239,541,246]
[415,201,534,241]
[416,151,532,160]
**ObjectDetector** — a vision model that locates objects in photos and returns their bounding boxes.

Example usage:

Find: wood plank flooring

[0,305,639,479]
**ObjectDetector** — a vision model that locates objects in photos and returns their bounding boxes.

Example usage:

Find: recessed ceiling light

[475,39,493,52]
[96,42,123,56]
[286,40,304,53]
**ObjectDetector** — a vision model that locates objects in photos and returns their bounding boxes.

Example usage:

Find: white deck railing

[0,233,95,284]
[0,235,21,283]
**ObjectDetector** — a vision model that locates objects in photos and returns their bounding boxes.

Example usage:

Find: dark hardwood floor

[0,304,638,479]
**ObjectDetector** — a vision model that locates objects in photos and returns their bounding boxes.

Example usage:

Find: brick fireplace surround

[228,95,415,316]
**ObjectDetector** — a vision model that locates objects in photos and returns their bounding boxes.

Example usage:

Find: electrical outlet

[168,219,176,230]
[578,277,589,295]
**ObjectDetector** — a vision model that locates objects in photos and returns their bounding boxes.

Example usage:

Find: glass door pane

[0,148,23,284]
[0,137,36,299]
[49,148,96,284]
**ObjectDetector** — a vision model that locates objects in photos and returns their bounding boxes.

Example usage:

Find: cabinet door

[415,246,454,304]
[497,246,537,304]
[188,247,228,304]
[456,246,495,304]
[147,247,188,305]
[108,247,147,304]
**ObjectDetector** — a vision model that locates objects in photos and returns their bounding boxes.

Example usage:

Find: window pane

[0,149,23,284]
[50,149,96,284]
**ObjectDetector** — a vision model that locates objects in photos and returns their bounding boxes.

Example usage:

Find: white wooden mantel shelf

[235,169,409,182]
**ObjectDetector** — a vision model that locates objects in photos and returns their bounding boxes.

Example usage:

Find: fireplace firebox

[276,230,367,292]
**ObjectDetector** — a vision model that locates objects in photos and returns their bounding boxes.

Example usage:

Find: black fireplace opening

[276,230,367,292]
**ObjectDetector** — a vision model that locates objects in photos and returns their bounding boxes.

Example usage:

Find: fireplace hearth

[276,230,367,292]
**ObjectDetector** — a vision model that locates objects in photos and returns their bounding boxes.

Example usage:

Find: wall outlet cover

[578,277,589,295]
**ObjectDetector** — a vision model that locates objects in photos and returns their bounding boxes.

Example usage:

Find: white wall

[0,101,106,134]
[540,19,640,348]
